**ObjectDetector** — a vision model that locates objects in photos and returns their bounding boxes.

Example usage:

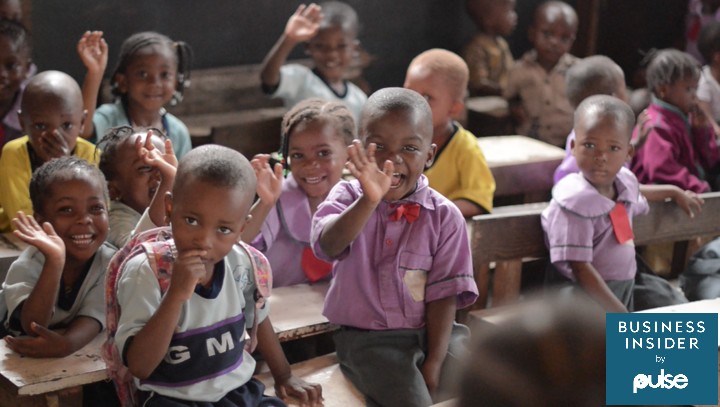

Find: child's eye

[583,142,594,149]
[610,145,621,152]
[33,123,47,131]
[160,71,173,80]
[218,226,232,235]
[290,153,303,160]
[318,149,331,157]
[58,206,73,214]
[422,94,432,102]
[5,62,18,71]
[61,122,74,131]
[374,144,385,151]
[403,145,419,152]
[136,70,148,79]
[184,217,198,226]
[91,204,106,214]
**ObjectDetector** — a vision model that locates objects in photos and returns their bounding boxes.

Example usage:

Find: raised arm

[137,134,178,228]
[319,140,393,258]
[260,3,322,88]
[241,154,283,243]
[639,184,703,218]
[77,31,108,140]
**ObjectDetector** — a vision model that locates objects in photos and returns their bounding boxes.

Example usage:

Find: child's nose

[192,231,212,250]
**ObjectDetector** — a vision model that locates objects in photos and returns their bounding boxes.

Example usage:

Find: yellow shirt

[425,124,495,213]
[0,136,100,232]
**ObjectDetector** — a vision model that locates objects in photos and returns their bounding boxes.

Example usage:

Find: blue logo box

[606,313,718,405]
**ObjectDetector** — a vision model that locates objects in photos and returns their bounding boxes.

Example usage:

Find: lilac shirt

[311,175,478,330]
[553,130,578,184]
[251,176,324,287]
[542,167,649,281]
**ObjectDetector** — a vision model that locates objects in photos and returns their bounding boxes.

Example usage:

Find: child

[686,0,720,63]
[0,70,95,233]
[311,88,479,406]
[260,2,367,122]
[542,95,703,312]
[631,49,720,193]
[0,0,21,21]
[2,156,114,357]
[458,294,606,407]
[0,19,31,152]
[78,31,193,158]
[696,21,720,136]
[504,0,579,147]
[97,126,176,248]
[113,145,322,405]
[242,98,354,287]
[403,49,495,216]
[553,55,628,183]
[462,0,517,97]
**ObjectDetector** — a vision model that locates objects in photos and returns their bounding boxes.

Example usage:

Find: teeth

[305,177,322,184]
[390,173,402,188]
[71,234,93,246]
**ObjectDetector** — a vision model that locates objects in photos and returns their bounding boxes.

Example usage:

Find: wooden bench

[468,192,720,309]
[268,282,337,342]
[0,333,106,407]
[478,135,565,204]
[0,233,27,283]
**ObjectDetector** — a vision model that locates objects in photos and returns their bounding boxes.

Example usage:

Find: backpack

[102,226,272,407]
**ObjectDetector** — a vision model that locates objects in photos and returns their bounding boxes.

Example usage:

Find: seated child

[458,294,606,407]
[78,31,193,158]
[2,156,115,357]
[260,2,367,122]
[543,95,702,312]
[504,0,579,146]
[0,19,32,152]
[696,21,720,135]
[686,0,720,63]
[0,70,96,233]
[553,55,628,183]
[403,48,495,216]
[97,126,176,248]
[243,98,354,287]
[113,145,321,405]
[462,0,517,96]
[311,88,479,406]
[631,49,720,193]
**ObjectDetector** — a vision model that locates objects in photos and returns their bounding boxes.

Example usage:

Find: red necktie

[301,247,333,282]
[389,203,421,224]
[609,202,634,244]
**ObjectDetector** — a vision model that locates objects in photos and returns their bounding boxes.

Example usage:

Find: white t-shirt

[697,65,720,122]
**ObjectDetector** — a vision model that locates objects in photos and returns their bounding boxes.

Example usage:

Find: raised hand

[136,131,178,178]
[275,375,324,407]
[4,322,70,357]
[690,103,711,129]
[285,3,323,43]
[77,31,108,75]
[346,140,393,204]
[12,211,65,266]
[166,249,207,302]
[251,154,283,205]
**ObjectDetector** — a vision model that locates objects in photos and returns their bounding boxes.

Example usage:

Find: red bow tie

[389,203,421,223]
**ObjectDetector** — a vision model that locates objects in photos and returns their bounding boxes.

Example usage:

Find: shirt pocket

[399,252,434,303]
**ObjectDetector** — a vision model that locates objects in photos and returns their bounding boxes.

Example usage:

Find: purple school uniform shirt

[311,175,478,330]
[631,98,720,193]
[553,130,578,184]
[251,176,324,287]
[542,167,649,281]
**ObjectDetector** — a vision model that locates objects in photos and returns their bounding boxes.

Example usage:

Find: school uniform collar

[382,174,436,211]
[277,175,313,243]
[651,96,689,125]
[524,50,575,74]
[552,167,641,218]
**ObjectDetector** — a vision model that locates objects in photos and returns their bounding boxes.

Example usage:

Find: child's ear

[80,109,87,134]
[115,73,128,94]
[570,138,577,156]
[108,181,121,201]
[450,99,465,120]
[627,143,635,159]
[424,143,437,169]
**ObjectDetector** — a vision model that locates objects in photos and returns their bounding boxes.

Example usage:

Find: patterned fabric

[103,227,272,407]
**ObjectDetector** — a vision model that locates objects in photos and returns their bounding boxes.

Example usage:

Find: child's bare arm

[11,211,65,333]
[241,155,283,243]
[452,199,486,218]
[255,317,323,405]
[422,296,456,398]
[260,3,322,88]
[4,316,100,358]
[125,249,206,379]
[77,31,108,140]
[639,184,704,218]
[137,134,178,228]
[569,261,628,313]
[319,140,393,258]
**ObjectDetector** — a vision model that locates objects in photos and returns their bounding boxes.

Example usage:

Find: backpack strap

[235,241,272,353]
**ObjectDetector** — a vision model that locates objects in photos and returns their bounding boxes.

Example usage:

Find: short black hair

[645,49,700,95]
[574,94,635,139]
[360,87,433,142]
[319,1,359,36]
[565,55,624,108]
[0,18,30,54]
[30,156,108,215]
[698,21,720,64]
[96,125,167,181]
[110,31,193,106]
[173,144,255,198]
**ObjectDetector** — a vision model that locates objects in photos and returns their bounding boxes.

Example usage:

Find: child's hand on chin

[167,249,208,302]
[346,139,393,204]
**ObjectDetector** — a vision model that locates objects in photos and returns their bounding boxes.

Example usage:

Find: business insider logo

[606,313,718,405]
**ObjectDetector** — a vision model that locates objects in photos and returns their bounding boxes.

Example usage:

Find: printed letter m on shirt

[206,331,235,356]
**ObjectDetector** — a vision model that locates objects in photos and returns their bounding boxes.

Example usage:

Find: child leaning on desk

[542,95,703,313]
[311,88,478,406]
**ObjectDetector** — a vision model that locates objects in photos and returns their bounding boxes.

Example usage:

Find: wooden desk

[477,135,565,200]
[0,333,106,406]
[0,233,27,283]
[465,96,512,137]
[268,282,336,342]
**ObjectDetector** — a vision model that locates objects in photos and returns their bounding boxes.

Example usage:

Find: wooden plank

[491,260,522,306]
[0,233,27,283]
[0,333,106,396]
[268,282,337,342]
[255,353,364,407]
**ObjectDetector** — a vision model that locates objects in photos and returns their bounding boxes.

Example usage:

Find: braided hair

[110,31,193,106]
